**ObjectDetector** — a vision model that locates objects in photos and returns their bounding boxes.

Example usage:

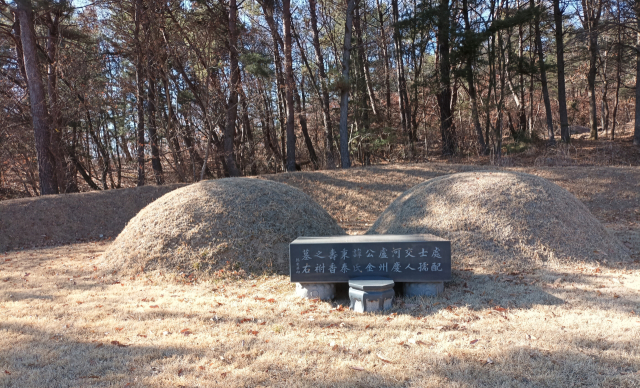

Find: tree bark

[147,77,164,184]
[134,0,145,186]
[224,0,242,177]
[308,0,336,169]
[338,0,357,168]
[15,0,59,195]
[611,4,622,141]
[391,0,412,140]
[436,0,455,155]
[581,0,602,140]
[534,2,555,144]
[295,78,319,170]
[376,0,392,122]
[355,3,378,118]
[462,0,486,154]
[554,0,570,143]
[45,10,76,192]
[635,9,640,146]
[282,0,296,172]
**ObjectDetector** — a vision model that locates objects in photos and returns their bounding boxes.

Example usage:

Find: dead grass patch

[1,164,639,386]
[0,184,184,251]
[0,243,638,387]
[101,178,345,277]
[367,171,631,272]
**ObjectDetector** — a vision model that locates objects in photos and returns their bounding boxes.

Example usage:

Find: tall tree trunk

[356,4,378,118]
[582,0,602,140]
[534,2,555,144]
[259,0,288,170]
[15,0,59,195]
[239,82,257,175]
[611,5,622,141]
[282,0,296,172]
[376,0,392,121]
[308,0,335,169]
[600,52,609,136]
[160,74,186,180]
[554,0,570,142]
[635,8,640,146]
[436,0,455,155]
[295,78,319,170]
[338,0,357,168]
[134,0,145,186]
[391,0,412,140]
[462,0,486,154]
[224,0,242,177]
[517,0,527,134]
[45,11,75,192]
[147,77,164,184]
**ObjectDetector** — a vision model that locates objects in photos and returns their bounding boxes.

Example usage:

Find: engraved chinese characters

[289,235,451,283]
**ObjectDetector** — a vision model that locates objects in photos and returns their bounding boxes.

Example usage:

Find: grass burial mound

[368,171,631,270]
[102,178,345,277]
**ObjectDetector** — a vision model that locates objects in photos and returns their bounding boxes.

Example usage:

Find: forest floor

[1,145,640,386]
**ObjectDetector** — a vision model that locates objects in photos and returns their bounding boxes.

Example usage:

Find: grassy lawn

[1,164,640,387]
[0,243,638,387]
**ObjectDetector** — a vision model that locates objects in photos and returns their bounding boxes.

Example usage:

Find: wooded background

[1,0,639,196]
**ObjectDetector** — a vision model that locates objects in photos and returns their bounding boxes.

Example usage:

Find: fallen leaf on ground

[470,339,479,344]
[486,357,494,364]
[377,354,393,363]
[4,371,10,375]
[149,305,159,308]
[416,340,427,346]
[350,365,365,371]
[111,341,128,347]
[494,307,507,312]
[180,329,192,335]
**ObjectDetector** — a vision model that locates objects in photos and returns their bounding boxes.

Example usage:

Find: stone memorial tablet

[289,234,451,283]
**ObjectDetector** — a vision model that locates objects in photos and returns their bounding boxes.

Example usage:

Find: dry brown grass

[368,171,631,271]
[0,243,639,387]
[101,178,345,277]
[1,164,639,387]
[0,184,185,251]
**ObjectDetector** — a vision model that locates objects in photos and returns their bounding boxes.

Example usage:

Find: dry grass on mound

[368,171,631,271]
[101,178,345,277]
[0,184,184,252]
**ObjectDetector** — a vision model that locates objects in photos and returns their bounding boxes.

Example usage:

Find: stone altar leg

[349,288,395,313]
[295,283,335,300]
[403,282,444,297]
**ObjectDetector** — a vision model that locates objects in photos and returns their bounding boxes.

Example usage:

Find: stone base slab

[403,281,444,297]
[295,283,335,300]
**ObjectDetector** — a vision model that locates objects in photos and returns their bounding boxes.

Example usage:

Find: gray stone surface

[348,277,395,292]
[349,279,395,313]
[403,281,444,297]
[290,234,451,283]
[295,283,335,300]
